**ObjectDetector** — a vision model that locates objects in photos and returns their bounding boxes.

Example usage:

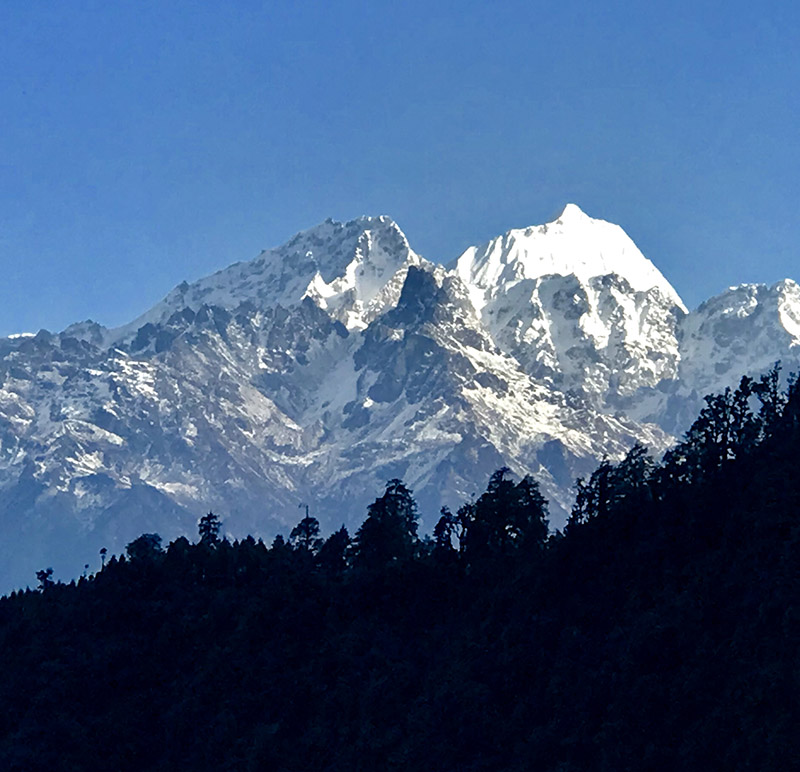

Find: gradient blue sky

[1,0,798,336]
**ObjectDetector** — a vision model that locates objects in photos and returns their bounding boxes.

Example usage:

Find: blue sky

[1,0,798,336]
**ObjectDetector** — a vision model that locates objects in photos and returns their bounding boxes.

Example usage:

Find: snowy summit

[453,203,687,314]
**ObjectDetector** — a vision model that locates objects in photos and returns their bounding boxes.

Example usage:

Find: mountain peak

[554,202,589,222]
[115,215,422,338]
[453,207,687,314]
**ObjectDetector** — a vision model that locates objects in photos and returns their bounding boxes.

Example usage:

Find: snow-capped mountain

[0,205,798,591]
[453,203,686,407]
[618,278,800,433]
[678,279,800,395]
[118,215,422,337]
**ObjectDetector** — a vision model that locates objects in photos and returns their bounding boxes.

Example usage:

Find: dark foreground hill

[0,367,798,771]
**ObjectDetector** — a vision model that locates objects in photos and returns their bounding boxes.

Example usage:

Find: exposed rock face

[1,206,798,590]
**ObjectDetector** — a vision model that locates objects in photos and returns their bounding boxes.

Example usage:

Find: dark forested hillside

[0,367,799,771]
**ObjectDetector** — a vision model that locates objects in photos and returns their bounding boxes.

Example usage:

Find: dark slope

[0,370,798,771]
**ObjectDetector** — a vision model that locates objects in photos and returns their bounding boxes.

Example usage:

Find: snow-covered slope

[0,206,796,591]
[453,204,686,406]
[624,279,800,434]
[117,215,423,336]
[454,204,686,313]
[679,280,800,395]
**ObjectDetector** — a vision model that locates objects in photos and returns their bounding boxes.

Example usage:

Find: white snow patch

[453,204,687,314]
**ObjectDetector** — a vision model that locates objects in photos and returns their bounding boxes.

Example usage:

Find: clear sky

[1,0,798,336]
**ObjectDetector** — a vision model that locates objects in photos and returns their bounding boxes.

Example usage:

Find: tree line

[0,365,798,771]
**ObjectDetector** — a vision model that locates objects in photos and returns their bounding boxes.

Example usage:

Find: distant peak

[453,204,687,314]
[288,214,401,241]
[346,214,401,230]
[554,203,589,222]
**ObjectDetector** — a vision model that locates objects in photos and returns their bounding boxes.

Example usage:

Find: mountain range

[1,204,798,590]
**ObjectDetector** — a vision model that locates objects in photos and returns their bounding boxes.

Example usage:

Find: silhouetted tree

[125,533,163,562]
[269,534,293,567]
[568,445,654,532]
[461,468,549,561]
[511,475,550,548]
[433,507,459,554]
[679,377,758,479]
[568,458,613,531]
[753,363,785,434]
[35,567,54,590]
[289,514,323,554]
[198,511,222,545]
[317,526,350,574]
[351,479,418,571]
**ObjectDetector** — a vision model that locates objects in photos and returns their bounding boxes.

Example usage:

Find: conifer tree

[125,533,163,562]
[351,479,418,571]
[289,513,323,554]
[433,507,459,556]
[461,468,549,561]
[317,526,350,574]
[198,511,222,545]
